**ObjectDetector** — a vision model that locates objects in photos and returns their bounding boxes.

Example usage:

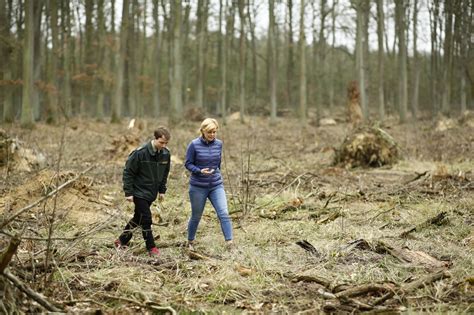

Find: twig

[2,269,62,312]
[0,230,22,273]
[0,165,95,229]
[45,122,67,285]
[52,257,74,301]
[252,172,309,212]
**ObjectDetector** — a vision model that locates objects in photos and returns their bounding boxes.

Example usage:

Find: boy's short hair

[154,127,170,140]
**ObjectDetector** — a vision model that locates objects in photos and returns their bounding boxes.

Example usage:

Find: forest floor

[0,111,473,314]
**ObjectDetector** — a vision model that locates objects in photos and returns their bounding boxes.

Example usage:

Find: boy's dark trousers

[119,197,156,250]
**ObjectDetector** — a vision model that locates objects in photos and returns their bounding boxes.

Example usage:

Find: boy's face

[154,136,168,150]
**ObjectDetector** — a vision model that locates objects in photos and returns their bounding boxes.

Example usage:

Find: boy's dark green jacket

[123,141,171,202]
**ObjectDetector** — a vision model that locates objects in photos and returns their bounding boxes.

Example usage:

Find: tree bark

[269,0,277,123]
[152,0,162,117]
[111,0,129,123]
[196,0,209,108]
[376,0,385,120]
[169,0,183,123]
[96,0,106,120]
[20,0,35,127]
[237,0,246,122]
[299,0,307,124]
[396,0,408,123]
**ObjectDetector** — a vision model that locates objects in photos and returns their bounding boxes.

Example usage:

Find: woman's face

[203,128,217,142]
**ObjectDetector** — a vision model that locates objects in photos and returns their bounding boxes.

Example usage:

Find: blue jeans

[188,184,233,241]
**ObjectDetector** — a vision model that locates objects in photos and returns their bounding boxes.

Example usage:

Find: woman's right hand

[126,196,134,202]
[201,168,215,175]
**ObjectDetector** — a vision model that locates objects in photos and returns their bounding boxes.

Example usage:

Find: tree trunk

[111,0,129,123]
[354,0,368,121]
[96,0,106,121]
[286,0,294,109]
[247,1,258,108]
[181,2,191,109]
[127,0,138,117]
[237,0,246,122]
[376,0,385,120]
[0,0,14,122]
[441,1,454,115]
[152,0,162,117]
[21,0,35,127]
[196,0,209,108]
[328,0,337,110]
[61,1,72,118]
[429,0,441,116]
[299,0,307,124]
[32,0,43,120]
[396,0,408,123]
[411,0,420,120]
[269,0,277,123]
[169,0,183,123]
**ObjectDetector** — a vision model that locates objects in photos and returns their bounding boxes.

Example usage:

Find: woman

[184,118,233,249]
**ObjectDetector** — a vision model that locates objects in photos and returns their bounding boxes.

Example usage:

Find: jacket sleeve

[184,142,201,174]
[123,151,139,197]
[158,154,171,194]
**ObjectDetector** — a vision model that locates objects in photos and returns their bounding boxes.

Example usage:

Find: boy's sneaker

[149,247,160,257]
[114,239,127,249]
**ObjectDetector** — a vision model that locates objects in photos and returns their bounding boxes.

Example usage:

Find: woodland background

[0,0,473,125]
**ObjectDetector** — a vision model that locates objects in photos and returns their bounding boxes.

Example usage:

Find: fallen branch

[401,270,451,293]
[295,240,321,257]
[2,269,62,312]
[0,231,21,273]
[335,284,393,299]
[0,165,95,229]
[400,211,448,238]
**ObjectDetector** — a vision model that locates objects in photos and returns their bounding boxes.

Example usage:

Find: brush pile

[334,126,400,168]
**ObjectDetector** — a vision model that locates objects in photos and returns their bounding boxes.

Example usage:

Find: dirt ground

[0,112,473,314]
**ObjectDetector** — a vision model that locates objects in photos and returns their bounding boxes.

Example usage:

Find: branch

[0,232,21,273]
[2,269,62,312]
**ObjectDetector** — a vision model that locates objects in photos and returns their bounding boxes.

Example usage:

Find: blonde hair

[200,118,219,136]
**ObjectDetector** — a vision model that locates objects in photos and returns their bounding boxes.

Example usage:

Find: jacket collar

[199,137,215,145]
[146,140,157,156]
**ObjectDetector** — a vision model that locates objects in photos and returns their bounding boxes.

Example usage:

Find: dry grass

[0,115,472,313]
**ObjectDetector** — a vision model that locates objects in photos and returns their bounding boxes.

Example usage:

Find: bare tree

[237,0,246,122]
[196,0,209,108]
[269,0,277,123]
[21,0,35,127]
[376,0,385,120]
[286,0,294,108]
[353,0,369,121]
[169,0,183,123]
[111,0,129,123]
[0,0,14,122]
[441,1,454,115]
[299,0,307,124]
[96,0,106,120]
[61,1,72,118]
[395,0,408,123]
[410,0,420,120]
[152,0,162,117]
